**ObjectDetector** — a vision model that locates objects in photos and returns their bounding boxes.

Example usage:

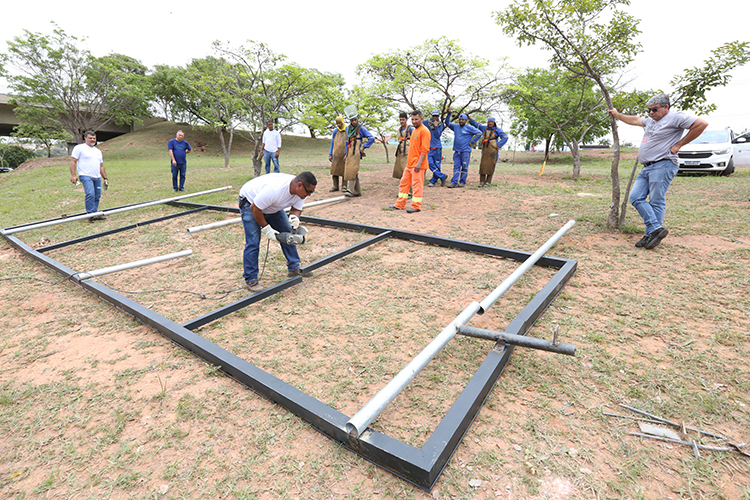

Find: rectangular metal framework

[1,199,577,491]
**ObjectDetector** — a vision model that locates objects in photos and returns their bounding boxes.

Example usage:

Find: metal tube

[3,212,105,235]
[345,302,482,438]
[345,221,576,438]
[76,250,193,280]
[478,220,575,314]
[4,186,232,235]
[186,195,348,234]
[455,325,576,356]
[104,186,232,216]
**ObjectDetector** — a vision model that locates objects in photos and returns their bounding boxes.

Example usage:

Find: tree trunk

[379,138,389,164]
[252,140,263,177]
[618,159,640,226]
[591,76,621,229]
[570,142,581,180]
[217,127,233,168]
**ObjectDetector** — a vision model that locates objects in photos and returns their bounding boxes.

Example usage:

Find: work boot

[330,175,340,192]
[427,182,436,187]
[288,268,313,278]
[635,235,649,248]
[440,178,446,187]
[644,227,669,249]
[386,205,402,210]
[245,280,262,291]
[447,183,458,188]
[406,207,420,213]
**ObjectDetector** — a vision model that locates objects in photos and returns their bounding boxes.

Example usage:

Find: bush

[0,144,36,170]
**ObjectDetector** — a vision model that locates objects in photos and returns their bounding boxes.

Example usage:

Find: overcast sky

[1,0,748,145]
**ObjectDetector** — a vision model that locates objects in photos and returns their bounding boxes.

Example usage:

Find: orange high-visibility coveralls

[394,122,430,210]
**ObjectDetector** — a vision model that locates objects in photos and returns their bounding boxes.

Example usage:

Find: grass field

[0,122,749,499]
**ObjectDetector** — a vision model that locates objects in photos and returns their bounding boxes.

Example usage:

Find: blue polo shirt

[168,138,192,164]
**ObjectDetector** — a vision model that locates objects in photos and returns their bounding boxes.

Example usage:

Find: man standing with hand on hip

[262,120,282,174]
[608,93,707,249]
[388,110,430,213]
[168,130,191,192]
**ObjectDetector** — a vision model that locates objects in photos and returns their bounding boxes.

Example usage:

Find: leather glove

[261,224,279,241]
[288,214,300,230]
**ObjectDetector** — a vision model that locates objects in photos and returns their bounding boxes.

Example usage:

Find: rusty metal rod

[456,325,576,356]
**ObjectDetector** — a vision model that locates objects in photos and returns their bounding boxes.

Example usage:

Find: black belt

[239,197,250,209]
[642,158,669,167]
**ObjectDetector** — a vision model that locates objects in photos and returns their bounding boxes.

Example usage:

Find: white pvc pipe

[4,186,232,235]
[345,220,576,438]
[76,250,193,280]
[186,195,348,234]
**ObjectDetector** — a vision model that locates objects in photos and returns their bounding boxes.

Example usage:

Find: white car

[732,131,750,168]
[677,128,746,176]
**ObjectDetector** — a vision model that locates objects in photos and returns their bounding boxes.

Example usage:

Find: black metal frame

[1,199,577,491]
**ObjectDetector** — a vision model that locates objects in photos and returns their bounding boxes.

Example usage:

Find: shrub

[0,144,36,170]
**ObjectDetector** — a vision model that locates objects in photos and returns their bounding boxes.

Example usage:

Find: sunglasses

[302,184,315,196]
[647,106,662,114]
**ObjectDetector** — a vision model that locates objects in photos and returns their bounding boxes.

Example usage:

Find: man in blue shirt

[425,109,448,187]
[168,130,192,192]
[445,110,482,187]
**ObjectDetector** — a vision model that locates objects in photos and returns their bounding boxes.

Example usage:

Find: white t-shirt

[71,144,103,177]
[239,173,304,214]
[262,129,282,153]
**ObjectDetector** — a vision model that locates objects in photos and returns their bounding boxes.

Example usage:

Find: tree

[0,144,36,170]
[0,26,151,144]
[12,123,69,157]
[177,56,245,168]
[358,37,508,119]
[293,71,346,139]
[670,41,750,115]
[149,65,192,122]
[347,86,398,163]
[497,0,641,228]
[503,68,609,178]
[213,41,339,176]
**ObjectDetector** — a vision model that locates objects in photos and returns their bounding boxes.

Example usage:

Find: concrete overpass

[0,93,162,141]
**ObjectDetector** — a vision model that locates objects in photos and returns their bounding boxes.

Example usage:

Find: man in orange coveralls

[387,110,430,213]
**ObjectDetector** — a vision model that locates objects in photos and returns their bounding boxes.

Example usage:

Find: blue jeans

[264,150,280,174]
[428,148,447,184]
[79,175,102,213]
[240,206,300,282]
[629,160,679,235]
[171,162,186,190]
[451,151,471,185]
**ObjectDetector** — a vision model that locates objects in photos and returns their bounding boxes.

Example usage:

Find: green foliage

[0,144,36,169]
[503,68,609,177]
[671,41,750,115]
[12,123,70,158]
[357,37,508,119]
[496,0,642,228]
[0,25,152,144]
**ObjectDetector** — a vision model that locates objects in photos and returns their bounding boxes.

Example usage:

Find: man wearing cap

[470,117,508,187]
[608,93,707,249]
[261,120,282,174]
[426,109,448,187]
[328,116,347,192]
[444,109,482,188]
[388,110,430,213]
[343,116,375,197]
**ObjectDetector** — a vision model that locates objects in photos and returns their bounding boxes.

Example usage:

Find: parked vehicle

[677,127,745,176]
[732,131,750,168]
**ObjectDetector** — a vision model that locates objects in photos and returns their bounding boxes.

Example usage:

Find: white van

[677,127,749,176]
